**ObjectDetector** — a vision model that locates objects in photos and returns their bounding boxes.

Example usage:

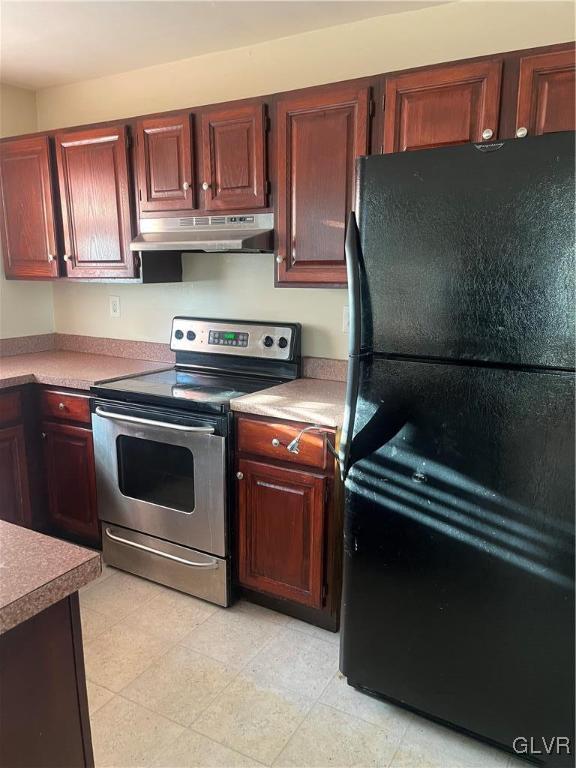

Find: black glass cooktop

[93,367,280,413]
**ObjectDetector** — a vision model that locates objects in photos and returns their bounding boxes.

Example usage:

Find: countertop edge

[0,555,101,635]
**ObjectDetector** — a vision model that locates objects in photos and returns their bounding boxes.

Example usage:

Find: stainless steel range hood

[130,213,274,253]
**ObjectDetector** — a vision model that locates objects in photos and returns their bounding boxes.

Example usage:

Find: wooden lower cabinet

[0,424,31,526]
[237,458,327,608]
[41,419,99,545]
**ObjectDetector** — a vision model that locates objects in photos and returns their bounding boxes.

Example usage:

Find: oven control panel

[170,318,295,360]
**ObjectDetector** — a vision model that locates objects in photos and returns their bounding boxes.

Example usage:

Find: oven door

[92,403,226,557]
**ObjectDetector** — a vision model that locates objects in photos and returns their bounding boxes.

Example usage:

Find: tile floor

[80,566,523,768]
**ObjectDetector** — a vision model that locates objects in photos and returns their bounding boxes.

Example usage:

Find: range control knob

[174,329,184,340]
[186,330,196,341]
[263,335,274,348]
[278,336,288,349]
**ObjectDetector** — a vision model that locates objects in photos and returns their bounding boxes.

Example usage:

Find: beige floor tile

[91,696,183,768]
[275,702,403,767]
[121,645,237,726]
[180,609,281,668]
[228,599,291,626]
[321,672,414,733]
[193,675,312,765]
[115,587,216,643]
[80,605,118,644]
[390,718,510,768]
[86,681,114,715]
[81,570,163,621]
[149,729,263,768]
[84,623,173,692]
[284,617,340,645]
[244,628,339,700]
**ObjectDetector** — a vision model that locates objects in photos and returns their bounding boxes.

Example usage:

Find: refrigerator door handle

[339,212,362,480]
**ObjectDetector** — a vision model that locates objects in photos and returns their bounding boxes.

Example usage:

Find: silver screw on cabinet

[482,128,493,140]
[236,471,244,480]
[516,127,528,138]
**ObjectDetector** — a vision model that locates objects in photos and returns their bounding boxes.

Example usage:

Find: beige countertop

[231,377,346,428]
[0,522,101,634]
[0,350,169,391]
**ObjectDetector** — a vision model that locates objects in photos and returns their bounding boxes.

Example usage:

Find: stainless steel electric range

[91,317,301,606]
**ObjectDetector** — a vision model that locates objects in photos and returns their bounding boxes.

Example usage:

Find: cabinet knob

[63,254,72,262]
[271,438,280,448]
[182,181,190,191]
[58,402,66,410]
[41,432,46,439]
[481,128,493,140]
[276,255,285,264]
[236,471,244,480]
[516,126,528,138]
[201,181,211,191]
[47,254,55,262]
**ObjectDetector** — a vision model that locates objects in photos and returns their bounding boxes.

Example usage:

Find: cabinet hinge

[265,180,271,195]
[138,188,142,201]
[133,253,141,273]
[126,133,132,150]
[265,115,272,132]
[369,99,375,118]
[321,583,328,603]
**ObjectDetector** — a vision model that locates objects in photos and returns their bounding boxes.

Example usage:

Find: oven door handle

[95,406,215,434]
[104,527,220,569]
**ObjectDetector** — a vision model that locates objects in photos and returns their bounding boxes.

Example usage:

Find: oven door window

[116,435,195,513]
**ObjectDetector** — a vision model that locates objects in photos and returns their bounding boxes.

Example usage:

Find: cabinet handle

[276,255,285,264]
[271,438,280,447]
[182,181,190,191]
[236,471,244,480]
[58,402,66,410]
[481,128,493,140]
[516,126,528,138]
[201,181,211,191]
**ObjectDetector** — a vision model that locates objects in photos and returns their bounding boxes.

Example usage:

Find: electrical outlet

[342,304,349,333]
[109,295,121,318]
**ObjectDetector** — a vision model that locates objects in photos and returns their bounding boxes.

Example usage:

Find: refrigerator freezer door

[341,357,574,765]
[356,132,575,368]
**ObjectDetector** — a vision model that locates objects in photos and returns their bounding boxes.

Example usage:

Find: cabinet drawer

[40,390,91,425]
[0,391,22,426]
[237,416,333,471]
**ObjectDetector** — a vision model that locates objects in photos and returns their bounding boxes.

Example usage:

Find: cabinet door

[55,126,136,278]
[237,459,326,607]
[383,60,502,152]
[516,48,576,137]
[42,421,99,544]
[0,425,31,526]
[0,136,59,279]
[201,103,266,211]
[276,84,370,286]
[136,114,195,212]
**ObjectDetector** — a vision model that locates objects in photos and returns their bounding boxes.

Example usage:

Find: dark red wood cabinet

[275,84,370,286]
[0,136,59,279]
[0,390,32,527]
[515,48,576,137]
[55,125,136,279]
[40,389,99,546]
[200,103,267,211]
[136,113,195,212]
[383,59,503,152]
[237,458,326,608]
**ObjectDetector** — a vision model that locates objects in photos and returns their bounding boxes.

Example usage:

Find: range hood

[130,213,274,253]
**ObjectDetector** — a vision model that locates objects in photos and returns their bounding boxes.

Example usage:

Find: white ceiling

[0,0,441,90]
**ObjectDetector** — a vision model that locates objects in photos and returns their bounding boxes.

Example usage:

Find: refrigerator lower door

[341,358,574,766]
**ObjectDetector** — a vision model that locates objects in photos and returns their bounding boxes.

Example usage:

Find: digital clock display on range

[208,329,249,347]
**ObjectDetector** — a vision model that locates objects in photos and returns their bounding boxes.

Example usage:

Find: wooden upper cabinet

[516,48,576,137]
[0,136,59,279]
[55,125,136,278]
[136,113,195,212]
[237,458,326,608]
[383,59,503,152]
[276,84,370,286]
[201,103,267,211]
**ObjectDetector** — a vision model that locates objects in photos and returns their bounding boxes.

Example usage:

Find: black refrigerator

[339,132,575,767]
